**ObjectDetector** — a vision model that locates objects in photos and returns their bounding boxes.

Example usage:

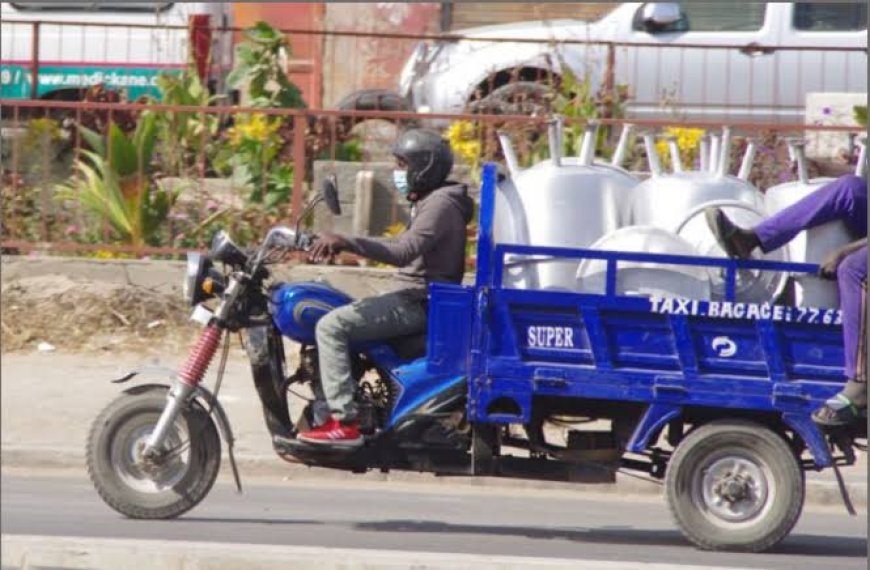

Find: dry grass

[1,275,199,353]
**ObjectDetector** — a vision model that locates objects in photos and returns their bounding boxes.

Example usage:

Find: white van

[0,2,232,100]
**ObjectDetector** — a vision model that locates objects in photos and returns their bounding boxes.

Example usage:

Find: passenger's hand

[308,232,347,263]
[818,250,845,280]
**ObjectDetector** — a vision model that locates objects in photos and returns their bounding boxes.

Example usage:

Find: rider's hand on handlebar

[308,232,348,263]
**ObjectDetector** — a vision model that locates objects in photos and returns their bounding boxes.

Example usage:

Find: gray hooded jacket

[342,183,474,291]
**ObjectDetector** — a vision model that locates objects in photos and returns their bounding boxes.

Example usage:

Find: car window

[633,3,767,33]
[793,3,867,32]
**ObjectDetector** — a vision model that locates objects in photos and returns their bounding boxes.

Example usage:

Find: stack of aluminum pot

[494,117,862,306]
[494,117,638,291]
[624,127,787,303]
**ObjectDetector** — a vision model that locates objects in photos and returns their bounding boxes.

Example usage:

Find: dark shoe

[812,393,865,427]
[704,208,760,260]
[298,417,363,448]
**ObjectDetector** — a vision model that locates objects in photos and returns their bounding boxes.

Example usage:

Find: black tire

[665,419,804,552]
[335,88,418,136]
[86,387,221,519]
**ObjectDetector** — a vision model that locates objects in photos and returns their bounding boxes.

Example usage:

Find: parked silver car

[395,2,867,123]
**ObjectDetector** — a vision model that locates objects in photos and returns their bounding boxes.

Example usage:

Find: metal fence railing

[0,97,864,261]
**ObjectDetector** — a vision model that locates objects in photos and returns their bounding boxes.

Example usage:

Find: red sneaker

[298,417,363,448]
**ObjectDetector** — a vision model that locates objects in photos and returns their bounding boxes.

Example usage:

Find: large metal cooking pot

[495,119,640,291]
[629,128,764,228]
[763,140,859,308]
[675,200,788,303]
[629,128,786,303]
[630,170,765,228]
[576,226,711,299]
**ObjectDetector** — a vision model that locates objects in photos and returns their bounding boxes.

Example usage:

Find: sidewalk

[1,348,865,507]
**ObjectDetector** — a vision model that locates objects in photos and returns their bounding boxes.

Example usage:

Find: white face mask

[393,169,410,196]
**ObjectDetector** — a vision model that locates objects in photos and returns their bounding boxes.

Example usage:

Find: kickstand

[831,462,857,516]
[228,442,243,494]
[827,430,857,516]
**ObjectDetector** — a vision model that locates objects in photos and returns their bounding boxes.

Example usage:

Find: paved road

[1,473,866,569]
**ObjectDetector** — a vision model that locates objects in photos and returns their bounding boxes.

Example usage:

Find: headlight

[183,253,224,307]
[184,253,204,306]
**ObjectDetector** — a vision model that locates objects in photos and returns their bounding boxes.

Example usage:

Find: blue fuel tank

[269,282,353,344]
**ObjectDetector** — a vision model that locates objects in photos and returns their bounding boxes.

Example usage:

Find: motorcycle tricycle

[88,163,865,552]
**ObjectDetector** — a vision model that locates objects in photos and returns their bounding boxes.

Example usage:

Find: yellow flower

[446,121,481,166]
[226,126,242,146]
[235,113,280,144]
[655,127,706,170]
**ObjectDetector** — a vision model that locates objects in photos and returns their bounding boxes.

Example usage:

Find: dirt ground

[1,275,199,353]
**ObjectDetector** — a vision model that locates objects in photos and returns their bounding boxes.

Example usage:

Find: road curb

[1,445,864,510]
[0,535,767,570]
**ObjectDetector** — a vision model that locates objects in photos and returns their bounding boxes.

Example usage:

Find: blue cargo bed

[461,163,851,468]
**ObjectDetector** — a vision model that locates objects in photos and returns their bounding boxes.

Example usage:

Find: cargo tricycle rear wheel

[665,419,804,552]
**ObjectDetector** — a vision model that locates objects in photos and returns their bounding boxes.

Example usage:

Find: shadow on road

[178,517,325,527]
[771,534,868,557]
[354,520,867,557]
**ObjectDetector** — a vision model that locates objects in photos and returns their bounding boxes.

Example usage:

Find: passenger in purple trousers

[704,174,867,426]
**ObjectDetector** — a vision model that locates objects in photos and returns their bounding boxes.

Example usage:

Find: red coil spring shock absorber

[178,325,222,386]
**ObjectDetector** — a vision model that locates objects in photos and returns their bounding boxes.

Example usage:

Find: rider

[704,174,867,427]
[291,128,474,448]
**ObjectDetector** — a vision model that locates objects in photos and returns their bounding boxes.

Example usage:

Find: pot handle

[672,199,789,302]
[672,199,765,237]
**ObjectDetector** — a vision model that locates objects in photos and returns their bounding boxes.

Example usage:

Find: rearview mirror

[321,174,342,216]
[210,230,248,267]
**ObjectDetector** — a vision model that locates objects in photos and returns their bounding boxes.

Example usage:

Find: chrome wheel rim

[694,453,773,525]
[110,412,191,494]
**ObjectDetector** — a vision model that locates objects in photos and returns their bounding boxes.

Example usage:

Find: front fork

[143,323,223,455]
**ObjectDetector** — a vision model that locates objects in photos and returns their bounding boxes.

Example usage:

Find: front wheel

[87,387,221,519]
[665,419,804,552]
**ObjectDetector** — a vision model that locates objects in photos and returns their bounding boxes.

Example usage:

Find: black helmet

[391,128,454,195]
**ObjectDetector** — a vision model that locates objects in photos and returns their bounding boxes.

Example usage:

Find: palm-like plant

[58,111,178,246]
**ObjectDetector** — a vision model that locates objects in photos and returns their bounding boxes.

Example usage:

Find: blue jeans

[315,288,428,421]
